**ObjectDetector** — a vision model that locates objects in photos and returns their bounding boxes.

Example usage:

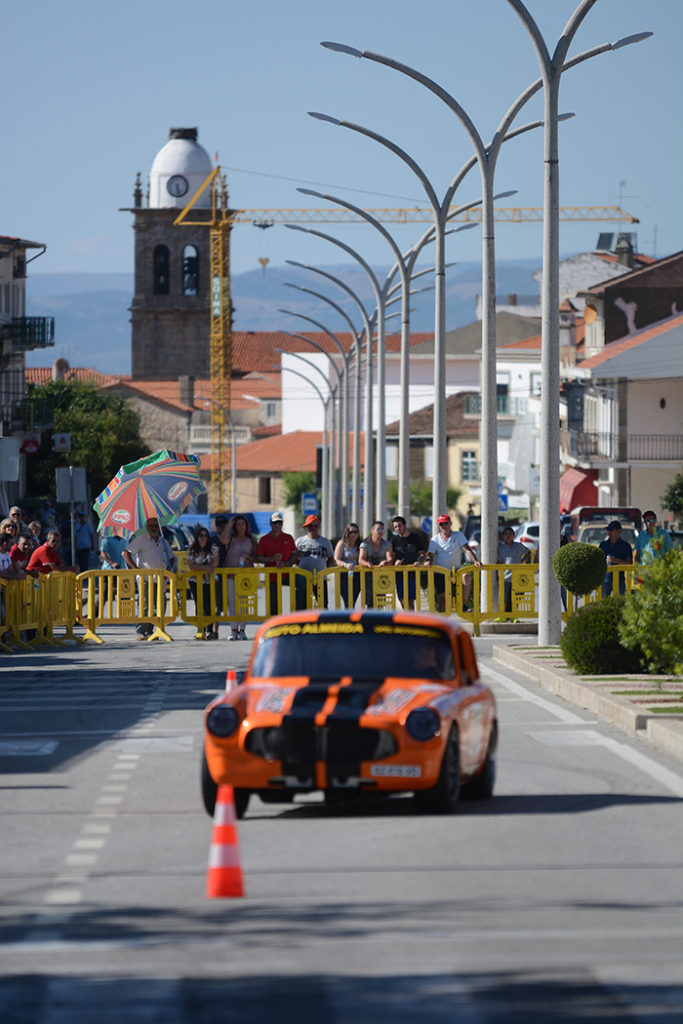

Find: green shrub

[618,551,683,675]
[560,596,643,675]
[553,541,606,596]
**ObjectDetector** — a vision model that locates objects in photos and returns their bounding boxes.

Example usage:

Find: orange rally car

[202,609,498,818]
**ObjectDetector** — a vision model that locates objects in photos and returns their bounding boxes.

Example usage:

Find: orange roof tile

[26,367,129,388]
[579,312,683,370]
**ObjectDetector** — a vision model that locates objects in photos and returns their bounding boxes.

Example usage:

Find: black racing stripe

[278,679,336,780]
[324,677,387,781]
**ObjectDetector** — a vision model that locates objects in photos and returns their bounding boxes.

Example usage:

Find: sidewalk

[493,644,683,764]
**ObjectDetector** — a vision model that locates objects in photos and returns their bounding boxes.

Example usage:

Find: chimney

[178,375,195,408]
[615,237,634,268]
[52,358,70,382]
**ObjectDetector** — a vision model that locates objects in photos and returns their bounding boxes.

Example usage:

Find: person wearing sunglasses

[359,521,394,608]
[334,522,361,608]
[634,510,673,565]
[187,528,220,640]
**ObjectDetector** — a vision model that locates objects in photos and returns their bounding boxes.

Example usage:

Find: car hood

[239,676,452,721]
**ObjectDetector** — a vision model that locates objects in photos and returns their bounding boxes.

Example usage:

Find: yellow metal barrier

[177,566,313,637]
[44,572,84,646]
[79,569,179,643]
[318,565,455,613]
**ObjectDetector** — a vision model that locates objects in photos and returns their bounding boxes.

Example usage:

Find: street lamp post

[507,0,652,644]
[196,394,236,511]
[279,300,363,527]
[277,333,346,535]
[284,223,380,533]
[276,353,337,538]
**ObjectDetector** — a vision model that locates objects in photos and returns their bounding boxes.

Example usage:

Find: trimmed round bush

[560,595,643,675]
[553,541,606,596]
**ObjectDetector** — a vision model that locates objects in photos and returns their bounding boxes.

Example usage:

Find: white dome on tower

[148,127,214,209]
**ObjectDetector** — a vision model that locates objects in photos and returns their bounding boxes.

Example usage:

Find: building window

[258,477,272,504]
[153,245,170,295]
[182,245,199,295]
[461,450,478,481]
[386,444,398,479]
[530,372,542,397]
[266,401,277,421]
[424,445,434,480]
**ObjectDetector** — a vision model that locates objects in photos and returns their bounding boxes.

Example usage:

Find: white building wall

[627,379,683,435]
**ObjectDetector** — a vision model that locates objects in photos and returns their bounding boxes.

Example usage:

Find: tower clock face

[167,174,189,198]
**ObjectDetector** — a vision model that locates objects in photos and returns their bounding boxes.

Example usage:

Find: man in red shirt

[26,530,76,575]
[9,534,33,576]
[256,512,298,613]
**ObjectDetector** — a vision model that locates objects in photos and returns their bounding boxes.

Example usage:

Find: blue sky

[4,0,681,282]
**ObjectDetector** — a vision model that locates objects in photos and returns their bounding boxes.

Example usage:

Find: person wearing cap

[295,515,334,609]
[635,510,673,566]
[426,514,480,613]
[256,512,298,613]
[598,521,633,596]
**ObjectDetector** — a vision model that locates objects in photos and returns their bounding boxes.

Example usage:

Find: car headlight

[406,708,441,741]
[207,705,240,738]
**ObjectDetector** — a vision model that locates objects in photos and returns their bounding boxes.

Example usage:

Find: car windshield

[581,526,637,547]
[250,621,456,682]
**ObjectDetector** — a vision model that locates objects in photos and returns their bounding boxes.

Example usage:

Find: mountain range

[26,259,542,376]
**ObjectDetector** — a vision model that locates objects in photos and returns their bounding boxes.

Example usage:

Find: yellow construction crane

[177,173,637,506]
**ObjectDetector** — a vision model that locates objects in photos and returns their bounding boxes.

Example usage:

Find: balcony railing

[465,394,529,416]
[11,317,55,349]
[562,429,683,462]
[188,423,252,453]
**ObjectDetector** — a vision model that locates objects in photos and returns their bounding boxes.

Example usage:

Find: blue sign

[497,479,505,494]
[421,516,432,535]
[498,494,509,511]
[301,492,319,516]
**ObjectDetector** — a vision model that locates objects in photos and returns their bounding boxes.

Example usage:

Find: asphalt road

[1,623,682,1023]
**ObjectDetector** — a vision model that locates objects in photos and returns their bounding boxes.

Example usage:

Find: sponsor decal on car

[263,622,364,638]
[256,688,295,713]
[370,764,422,777]
[366,688,415,716]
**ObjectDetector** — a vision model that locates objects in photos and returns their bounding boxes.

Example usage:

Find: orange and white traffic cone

[225,669,237,692]
[206,784,244,898]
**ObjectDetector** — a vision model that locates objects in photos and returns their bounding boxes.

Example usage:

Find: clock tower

[128,127,214,379]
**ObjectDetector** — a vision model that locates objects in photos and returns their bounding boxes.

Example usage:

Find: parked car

[576,523,638,549]
[202,609,498,818]
[514,521,539,557]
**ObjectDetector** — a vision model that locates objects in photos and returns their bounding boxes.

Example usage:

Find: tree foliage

[281,471,317,513]
[386,481,462,520]
[618,551,683,675]
[24,382,150,501]
[661,470,683,522]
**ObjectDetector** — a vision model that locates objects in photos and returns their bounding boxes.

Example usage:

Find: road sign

[53,432,71,452]
[301,492,319,517]
[498,494,509,512]
[421,516,432,535]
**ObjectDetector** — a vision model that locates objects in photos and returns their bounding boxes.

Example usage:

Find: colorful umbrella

[93,450,206,538]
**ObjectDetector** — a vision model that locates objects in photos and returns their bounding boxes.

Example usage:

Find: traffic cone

[206,784,244,898]
[225,668,237,692]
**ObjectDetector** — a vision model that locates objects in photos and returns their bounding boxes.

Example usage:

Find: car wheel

[201,752,250,819]
[233,789,250,819]
[414,726,461,814]
[201,750,218,817]
[463,722,497,801]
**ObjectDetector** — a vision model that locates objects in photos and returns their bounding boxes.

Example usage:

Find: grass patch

[647,706,683,714]
[614,689,683,696]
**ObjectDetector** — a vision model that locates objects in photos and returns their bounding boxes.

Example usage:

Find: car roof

[254,608,465,638]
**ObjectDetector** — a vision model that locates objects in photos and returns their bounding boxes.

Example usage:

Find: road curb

[493,645,683,764]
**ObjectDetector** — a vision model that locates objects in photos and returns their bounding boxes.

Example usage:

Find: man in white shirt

[295,515,334,609]
[426,514,480,612]
[497,526,531,612]
[122,518,174,638]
